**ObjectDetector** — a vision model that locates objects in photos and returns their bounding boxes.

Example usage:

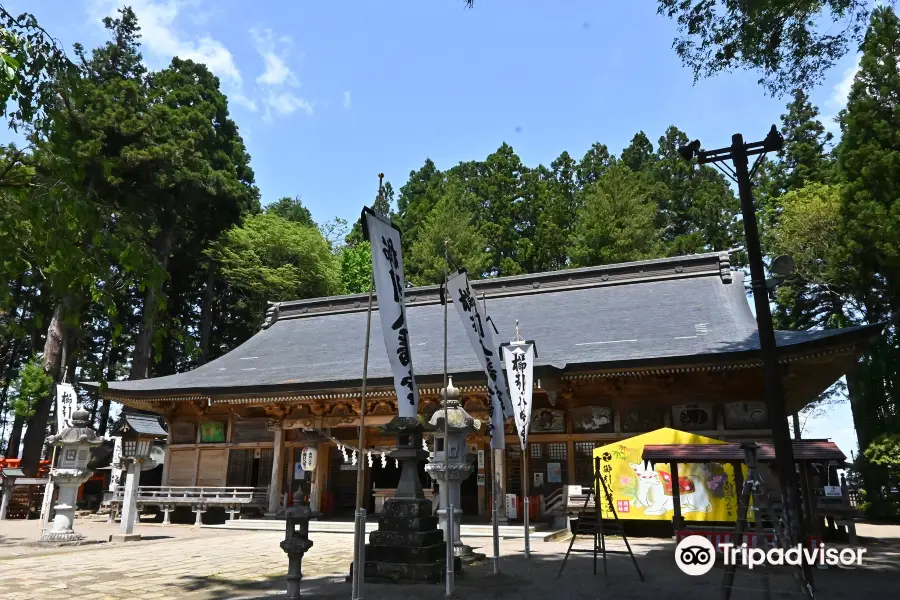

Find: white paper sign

[505,493,518,520]
[446,270,511,449]
[477,449,485,469]
[823,485,842,497]
[364,208,420,418]
[501,342,535,450]
[55,383,77,431]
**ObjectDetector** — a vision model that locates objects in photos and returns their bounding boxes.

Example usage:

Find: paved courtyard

[1,519,899,599]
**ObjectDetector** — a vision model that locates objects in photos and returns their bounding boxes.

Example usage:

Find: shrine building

[86,251,880,521]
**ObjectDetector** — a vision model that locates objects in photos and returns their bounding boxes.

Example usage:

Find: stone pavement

[1,519,899,600]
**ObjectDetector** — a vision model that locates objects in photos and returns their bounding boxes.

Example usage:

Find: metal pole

[446,503,455,595]
[731,133,813,595]
[351,284,375,600]
[492,465,500,574]
[523,448,530,558]
[442,242,453,596]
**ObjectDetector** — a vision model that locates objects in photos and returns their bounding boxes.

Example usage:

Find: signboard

[477,450,485,469]
[533,472,544,487]
[55,383,77,431]
[364,208,420,418]
[530,409,565,433]
[823,486,842,497]
[547,462,562,483]
[199,421,225,443]
[505,493,517,519]
[592,427,747,523]
[477,474,486,486]
[447,270,511,449]
[340,463,358,471]
[294,462,305,480]
[501,339,536,450]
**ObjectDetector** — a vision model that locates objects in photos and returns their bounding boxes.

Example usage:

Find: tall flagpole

[351,174,382,600]
[442,241,453,596]
[483,292,501,575]
[514,322,531,558]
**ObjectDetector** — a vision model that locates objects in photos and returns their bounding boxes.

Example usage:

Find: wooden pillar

[566,440,576,487]
[192,423,201,487]
[670,461,684,531]
[313,443,329,512]
[732,461,744,522]
[160,418,172,486]
[268,424,285,514]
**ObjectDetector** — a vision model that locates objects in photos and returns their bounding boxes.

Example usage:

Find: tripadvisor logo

[675,534,867,576]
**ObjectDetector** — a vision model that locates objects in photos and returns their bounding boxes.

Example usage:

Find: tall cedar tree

[837,7,900,488]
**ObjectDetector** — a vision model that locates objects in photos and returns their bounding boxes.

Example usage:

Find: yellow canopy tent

[592,427,747,523]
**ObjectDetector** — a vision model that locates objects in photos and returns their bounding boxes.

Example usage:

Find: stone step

[204,518,558,539]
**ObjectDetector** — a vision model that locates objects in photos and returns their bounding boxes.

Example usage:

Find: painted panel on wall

[592,427,746,523]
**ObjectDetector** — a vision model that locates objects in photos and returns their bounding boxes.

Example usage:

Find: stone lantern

[111,414,168,541]
[425,377,482,562]
[41,406,102,542]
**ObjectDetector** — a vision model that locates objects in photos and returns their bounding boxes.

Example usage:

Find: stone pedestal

[362,417,455,584]
[41,469,92,542]
[119,461,143,537]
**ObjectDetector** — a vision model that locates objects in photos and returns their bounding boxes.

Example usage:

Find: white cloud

[88,0,242,87]
[343,91,351,109]
[232,94,258,113]
[832,54,861,109]
[250,27,299,87]
[249,26,313,122]
[261,91,313,123]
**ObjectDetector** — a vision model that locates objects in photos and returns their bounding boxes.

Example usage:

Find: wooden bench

[108,486,268,525]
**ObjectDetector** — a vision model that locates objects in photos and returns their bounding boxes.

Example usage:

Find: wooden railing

[544,487,566,516]
[111,486,268,507]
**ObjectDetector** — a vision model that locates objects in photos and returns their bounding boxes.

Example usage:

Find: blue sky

[3,0,863,456]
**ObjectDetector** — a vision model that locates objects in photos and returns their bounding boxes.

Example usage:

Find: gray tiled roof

[120,414,169,436]
[88,252,881,398]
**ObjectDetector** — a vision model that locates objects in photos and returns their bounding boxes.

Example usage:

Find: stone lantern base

[361,417,460,584]
[40,530,86,543]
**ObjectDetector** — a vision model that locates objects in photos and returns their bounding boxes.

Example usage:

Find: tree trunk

[97,343,120,438]
[198,262,216,365]
[19,298,71,476]
[5,415,24,458]
[129,228,175,380]
[90,334,110,429]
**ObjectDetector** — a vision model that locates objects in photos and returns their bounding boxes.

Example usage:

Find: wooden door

[167,450,196,486]
[197,449,228,487]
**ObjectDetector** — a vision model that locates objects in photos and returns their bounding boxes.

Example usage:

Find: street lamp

[679,127,814,598]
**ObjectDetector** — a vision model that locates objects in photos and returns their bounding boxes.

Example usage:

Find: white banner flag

[446,270,512,449]
[501,341,536,451]
[109,436,124,493]
[55,383,77,431]
[363,208,420,418]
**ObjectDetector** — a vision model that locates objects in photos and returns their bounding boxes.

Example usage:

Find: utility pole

[679,126,814,597]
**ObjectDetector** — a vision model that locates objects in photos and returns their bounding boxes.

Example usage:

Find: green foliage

[208,212,341,305]
[0,7,76,132]
[864,433,900,470]
[340,241,373,295]
[10,357,52,418]
[656,0,872,97]
[768,183,844,287]
[407,179,490,284]
[266,196,314,226]
[569,163,662,267]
